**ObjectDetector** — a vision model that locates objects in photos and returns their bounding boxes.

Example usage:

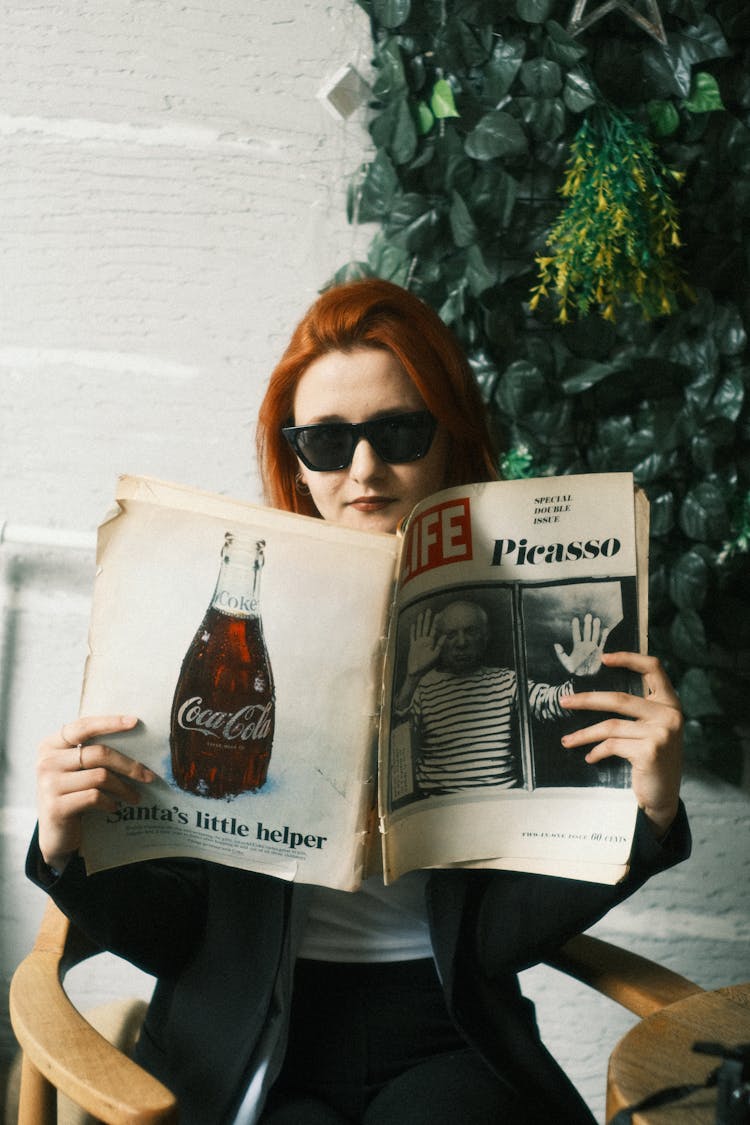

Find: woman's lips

[348,495,395,512]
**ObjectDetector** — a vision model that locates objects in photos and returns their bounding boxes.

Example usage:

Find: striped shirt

[410,666,572,793]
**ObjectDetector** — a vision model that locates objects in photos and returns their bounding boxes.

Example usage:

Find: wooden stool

[607,983,750,1123]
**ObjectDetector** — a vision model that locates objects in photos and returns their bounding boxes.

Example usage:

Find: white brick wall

[2,4,748,1122]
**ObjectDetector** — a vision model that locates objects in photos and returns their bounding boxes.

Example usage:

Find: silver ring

[77,744,85,770]
[60,724,76,748]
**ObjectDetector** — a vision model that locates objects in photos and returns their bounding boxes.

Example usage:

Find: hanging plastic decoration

[529,103,692,324]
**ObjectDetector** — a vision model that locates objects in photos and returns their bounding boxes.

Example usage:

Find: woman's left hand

[560,652,683,838]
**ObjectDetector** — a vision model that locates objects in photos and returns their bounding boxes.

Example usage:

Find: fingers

[561,707,682,752]
[50,749,155,799]
[559,654,683,835]
[44,714,139,754]
[43,720,154,778]
[408,609,445,676]
[573,613,609,649]
[39,723,154,797]
[40,717,154,783]
[563,653,681,709]
[411,609,439,642]
[599,651,681,704]
[37,715,155,868]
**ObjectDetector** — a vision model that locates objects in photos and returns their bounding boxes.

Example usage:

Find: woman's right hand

[37,715,155,873]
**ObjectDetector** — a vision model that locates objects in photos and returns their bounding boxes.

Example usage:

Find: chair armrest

[10,903,177,1125]
[546,934,704,1019]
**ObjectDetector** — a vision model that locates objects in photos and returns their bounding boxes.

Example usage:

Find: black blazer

[28,804,690,1125]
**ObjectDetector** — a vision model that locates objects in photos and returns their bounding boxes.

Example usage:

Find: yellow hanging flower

[530,104,691,323]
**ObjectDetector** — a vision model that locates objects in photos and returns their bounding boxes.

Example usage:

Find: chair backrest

[9,899,178,1125]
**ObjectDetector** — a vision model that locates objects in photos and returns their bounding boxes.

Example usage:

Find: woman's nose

[349,436,386,480]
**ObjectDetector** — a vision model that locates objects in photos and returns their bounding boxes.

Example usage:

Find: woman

[31,279,688,1125]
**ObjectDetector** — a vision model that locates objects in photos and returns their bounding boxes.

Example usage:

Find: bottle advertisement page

[79,476,399,891]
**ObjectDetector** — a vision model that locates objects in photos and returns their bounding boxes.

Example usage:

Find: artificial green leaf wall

[340,0,749,783]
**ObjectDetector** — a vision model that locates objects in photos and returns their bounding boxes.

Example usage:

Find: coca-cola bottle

[170,532,275,798]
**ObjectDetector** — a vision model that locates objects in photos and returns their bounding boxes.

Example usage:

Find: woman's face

[291,347,449,534]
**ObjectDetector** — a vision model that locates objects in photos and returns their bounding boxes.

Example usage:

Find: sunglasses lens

[371,413,435,462]
[284,412,437,471]
[294,426,353,471]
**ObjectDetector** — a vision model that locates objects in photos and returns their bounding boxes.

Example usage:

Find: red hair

[256,278,498,516]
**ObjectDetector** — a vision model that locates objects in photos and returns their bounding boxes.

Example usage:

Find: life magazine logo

[401,497,473,584]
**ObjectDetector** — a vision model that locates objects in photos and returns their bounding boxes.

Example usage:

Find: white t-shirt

[297,870,432,962]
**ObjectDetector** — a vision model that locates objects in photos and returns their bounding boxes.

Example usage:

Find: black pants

[260,957,525,1124]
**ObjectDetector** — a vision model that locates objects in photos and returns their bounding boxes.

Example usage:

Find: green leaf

[416,100,434,135]
[515,0,554,23]
[355,152,399,222]
[722,119,750,174]
[677,15,731,66]
[470,166,518,228]
[642,45,693,100]
[372,0,411,29]
[544,21,587,69]
[669,550,709,610]
[438,282,466,327]
[455,20,494,67]
[483,36,525,103]
[326,260,371,287]
[563,70,597,114]
[519,59,562,98]
[679,667,723,719]
[683,71,725,113]
[366,232,411,284]
[679,482,730,542]
[670,609,708,662]
[517,97,566,142]
[495,360,546,418]
[691,433,716,473]
[632,451,678,484]
[464,111,528,160]
[371,38,408,100]
[468,348,500,398]
[370,98,418,165]
[449,190,478,248]
[386,193,441,252]
[435,19,493,70]
[648,488,675,537]
[644,17,730,99]
[712,306,747,357]
[385,192,430,229]
[391,98,418,164]
[465,244,496,296]
[708,372,745,423]
[562,361,621,394]
[430,78,460,120]
[647,99,681,137]
[522,400,574,444]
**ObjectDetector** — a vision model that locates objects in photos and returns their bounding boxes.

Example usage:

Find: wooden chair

[9,900,177,1125]
[9,898,704,1125]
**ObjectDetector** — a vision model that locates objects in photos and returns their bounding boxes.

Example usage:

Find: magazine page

[378,473,645,885]
[79,475,398,890]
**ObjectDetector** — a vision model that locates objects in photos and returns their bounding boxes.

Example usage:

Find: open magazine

[78,472,648,889]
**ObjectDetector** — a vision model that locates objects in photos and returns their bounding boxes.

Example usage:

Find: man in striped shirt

[395,601,606,795]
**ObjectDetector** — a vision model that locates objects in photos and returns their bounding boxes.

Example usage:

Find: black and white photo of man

[393,595,612,798]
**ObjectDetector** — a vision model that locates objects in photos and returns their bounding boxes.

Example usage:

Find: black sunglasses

[282,411,438,472]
